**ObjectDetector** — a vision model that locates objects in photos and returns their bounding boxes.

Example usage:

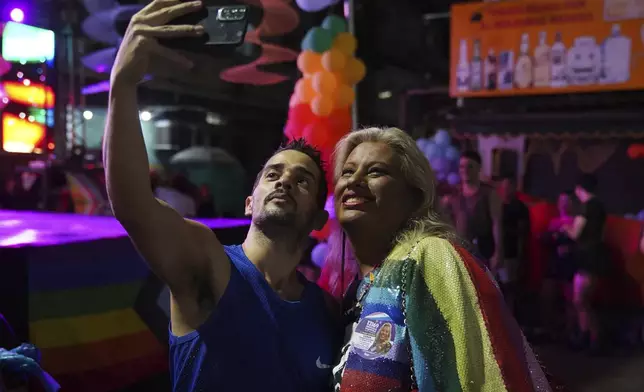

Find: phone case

[159,5,249,54]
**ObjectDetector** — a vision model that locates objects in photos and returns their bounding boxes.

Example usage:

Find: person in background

[197,184,217,218]
[0,177,17,210]
[539,191,577,342]
[446,150,504,272]
[562,174,609,352]
[498,175,530,314]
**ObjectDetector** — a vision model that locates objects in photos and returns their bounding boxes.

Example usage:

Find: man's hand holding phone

[111,0,205,87]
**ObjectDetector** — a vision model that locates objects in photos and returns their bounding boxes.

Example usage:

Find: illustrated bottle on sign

[456,39,470,92]
[497,50,515,90]
[601,24,632,84]
[514,33,533,89]
[533,31,551,87]
[484,48,497,90]
[550,32,567,87]
[470,39,483,91]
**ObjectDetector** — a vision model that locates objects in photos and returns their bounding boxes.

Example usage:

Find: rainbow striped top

[332,236,551,392]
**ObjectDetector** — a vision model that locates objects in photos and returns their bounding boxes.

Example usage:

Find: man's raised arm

[103,0,229,302]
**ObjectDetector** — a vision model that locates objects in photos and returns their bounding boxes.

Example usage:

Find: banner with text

[450,0,644,97]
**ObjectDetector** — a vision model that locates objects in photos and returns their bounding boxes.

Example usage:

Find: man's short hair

[461,150,482,165]
[576,173,598,193]
[254,138,328,209]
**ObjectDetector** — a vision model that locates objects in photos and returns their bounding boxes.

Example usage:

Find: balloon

[296,0,336,13]
[334,84,355,108]
[445,145,460,162]
[311,95,334,116]
[434,129,451,146]
[284,121,302,140]
[638,210,644,221]
[416,138,429,151]
[302,27,333,53]
[289,93,301,108]
[333,32,357,55]
[435,171,447,181]
[289,103,315,127]
[303,121,330,148]
[423,142,442,160]
[343,57,366,85]
[322,15,347,38]
[297,50,323,74]
[294,78,316,103]
[324,195,335,220]
[312,71,338,95]
[429,157,448,174]
[447,172,460,186]
[323,108,352,137]
[321,49,346,72]
[311,242,329,268]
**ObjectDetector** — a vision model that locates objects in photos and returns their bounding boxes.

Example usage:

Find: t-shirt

[576,197,609,274]
[577,197,606,250]
[169,245,341,392]
[503,198,530,259]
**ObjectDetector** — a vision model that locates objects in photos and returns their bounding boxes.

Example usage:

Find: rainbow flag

[65,172,108,215]
[27,239,168,392]
[335,237,550,392]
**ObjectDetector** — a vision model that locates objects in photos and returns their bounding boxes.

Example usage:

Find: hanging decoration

[416,130,461,186]
[286,15,366,243]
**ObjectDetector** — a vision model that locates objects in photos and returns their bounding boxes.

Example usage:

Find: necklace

[342,265,382,325]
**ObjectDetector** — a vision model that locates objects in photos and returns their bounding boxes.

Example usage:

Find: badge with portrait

[349,311,409,364]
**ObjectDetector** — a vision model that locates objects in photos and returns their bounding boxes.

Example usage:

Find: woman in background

[329,127,549,392]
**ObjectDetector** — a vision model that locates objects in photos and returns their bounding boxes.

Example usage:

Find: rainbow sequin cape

[334,237,550,392]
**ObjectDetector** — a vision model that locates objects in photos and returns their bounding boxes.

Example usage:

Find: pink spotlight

[10,8,25,23]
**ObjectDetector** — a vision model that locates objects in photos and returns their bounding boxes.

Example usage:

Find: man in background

[498,175,530,312]
[446,151,504,272]
[562,174,608,351]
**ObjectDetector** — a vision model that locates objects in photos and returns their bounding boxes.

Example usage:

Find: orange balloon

[343,57,366,85]
[321,49,346,72]
[311,95,334,117]
[312,71,338,95]
[295,78,316,103]
[289,93,301,108]
[334,84,355,108]
[297,50,323,75]
[333,32,357,55]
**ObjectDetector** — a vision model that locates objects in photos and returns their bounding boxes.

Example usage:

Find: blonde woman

[329,127,550,392]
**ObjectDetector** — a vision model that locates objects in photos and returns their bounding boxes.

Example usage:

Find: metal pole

[346,0,358,130]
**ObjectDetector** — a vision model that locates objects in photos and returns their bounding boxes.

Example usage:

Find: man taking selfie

[104,1,340,391]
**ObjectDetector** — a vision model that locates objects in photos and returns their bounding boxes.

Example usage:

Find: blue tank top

[169,245,340,392]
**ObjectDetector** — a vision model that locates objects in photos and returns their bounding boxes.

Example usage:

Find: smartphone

[159,4,249,53]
